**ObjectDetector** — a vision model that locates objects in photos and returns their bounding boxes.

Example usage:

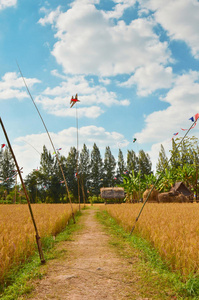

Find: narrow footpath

[25,208,170,300]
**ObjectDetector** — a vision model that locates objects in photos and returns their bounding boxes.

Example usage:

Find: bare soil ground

[25,208,160,299]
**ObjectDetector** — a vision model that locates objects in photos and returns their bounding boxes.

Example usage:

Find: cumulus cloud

[103,0,136,19]
[121,63,174,96]
[0,0,17,10]
[0,72,40,100]
[14,125,128,177]
[38,6,61,26]
[35,74,129,118]
[138,0,199,59]
[134,71,199,143]
[39,1,171,76]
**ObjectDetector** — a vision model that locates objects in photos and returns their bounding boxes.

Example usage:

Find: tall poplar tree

[66,147,78,200]
[156,144,169,174]
[0,148,15,193]
[138,149,152,178]
[127,150,139,175]
[116,148,126,183]
[90,143,103,196]
[79,144,90,199]
[103,146,116,187]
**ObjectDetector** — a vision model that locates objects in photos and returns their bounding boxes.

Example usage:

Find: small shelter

[170,182,191,197]
[100,187,125,203]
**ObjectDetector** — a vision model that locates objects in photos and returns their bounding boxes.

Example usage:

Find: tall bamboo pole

[75,104,81,211]
[16,62,75,223]
[0,117,45,263]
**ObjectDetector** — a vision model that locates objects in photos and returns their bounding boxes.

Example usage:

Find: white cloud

[121,63,174,96]
[103,0,136,19]
[134,71,199,143]
[138,0,199,59]
[14,125,128,177]
[38,6,61,26]
[39,1,171,76]
[35,74,129,118]
[0,72,40,100]
[0,0,16,10]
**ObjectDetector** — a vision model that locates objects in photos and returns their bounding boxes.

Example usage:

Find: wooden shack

[100,187,125,203]
[170,182,191,197]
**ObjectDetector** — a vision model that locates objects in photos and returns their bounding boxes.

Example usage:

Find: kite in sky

[133,138,137,143]
[1,144,6,148]
[70,94,80,108]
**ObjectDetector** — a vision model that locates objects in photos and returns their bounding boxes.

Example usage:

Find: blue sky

[0,0,199,177]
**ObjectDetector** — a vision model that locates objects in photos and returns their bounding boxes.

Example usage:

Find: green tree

[90,143,103,196]
[127,150,138,175]
[103,146,116,187]
[0,148,15,194]
[138,149,152,179]
[66,147,78,201]
[116,149,126,183]
[170,139,181,169]
[25,170,39,203]
[120,170,140,203]
[156,144,169,173]
[79,144,91,201]
[157,168,177,192]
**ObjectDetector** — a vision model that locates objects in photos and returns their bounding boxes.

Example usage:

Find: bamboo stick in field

[0,117,45,264]
[16,61,75,223]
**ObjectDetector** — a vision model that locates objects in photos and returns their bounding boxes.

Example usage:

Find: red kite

[70,94,80,108]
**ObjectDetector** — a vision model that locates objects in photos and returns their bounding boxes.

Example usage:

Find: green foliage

[90,143,103,196]
[127,149,139,175]
[138,149,152,178]
[116,149,125,184]
[0,148,15,193]
[103,146,116,187]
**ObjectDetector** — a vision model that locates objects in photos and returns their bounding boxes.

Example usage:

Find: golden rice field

[104,203,199,279]
[0,203,79,283]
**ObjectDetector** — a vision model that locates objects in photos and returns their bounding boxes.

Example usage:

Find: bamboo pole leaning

[16,61,75,223]
[0,117,45,263]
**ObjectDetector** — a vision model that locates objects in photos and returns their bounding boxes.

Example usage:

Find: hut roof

[100,187,125,199]
[170,181,191,196]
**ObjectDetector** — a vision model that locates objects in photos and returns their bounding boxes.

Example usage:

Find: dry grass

[103,203,199,279]
[0,203,79,283]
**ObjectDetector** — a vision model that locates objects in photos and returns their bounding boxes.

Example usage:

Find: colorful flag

[171,132,179,140]
[182,113,199,130]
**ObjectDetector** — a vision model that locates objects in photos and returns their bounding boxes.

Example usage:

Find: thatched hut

[170,182,191,197]
[100,187,125,203]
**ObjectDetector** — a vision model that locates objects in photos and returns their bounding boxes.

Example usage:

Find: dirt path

[27,208,149,300]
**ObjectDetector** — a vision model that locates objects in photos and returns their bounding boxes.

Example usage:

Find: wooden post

[0,117,45,264]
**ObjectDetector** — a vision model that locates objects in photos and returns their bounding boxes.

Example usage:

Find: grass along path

[3,206,194,299]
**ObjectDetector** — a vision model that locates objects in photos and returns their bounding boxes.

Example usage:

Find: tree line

[1,136,199,203]
[0,143,152,203]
